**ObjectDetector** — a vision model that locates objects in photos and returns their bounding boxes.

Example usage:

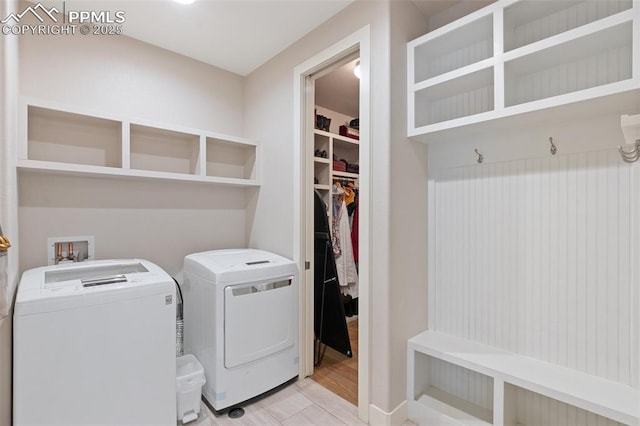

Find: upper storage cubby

[205,137,257,180]
[413,14,493,82]
[407,0,639,140]
[27,106,122,168]
[18,99,259,186]
[415,67,494,127]
[130,124,200,175]
[505,21,632,107]
[503,0,633,52]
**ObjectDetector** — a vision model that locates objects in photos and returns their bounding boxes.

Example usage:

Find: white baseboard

[369,400,408,426]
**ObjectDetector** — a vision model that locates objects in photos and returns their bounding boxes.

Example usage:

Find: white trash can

[176,354,206,424]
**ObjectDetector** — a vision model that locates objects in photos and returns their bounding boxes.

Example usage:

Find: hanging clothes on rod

[350,195,359,267]
[332,183,358,301]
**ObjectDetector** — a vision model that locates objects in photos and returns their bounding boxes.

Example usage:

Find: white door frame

[292,25,371,422]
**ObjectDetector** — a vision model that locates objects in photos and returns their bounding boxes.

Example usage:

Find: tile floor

[186,378,418,426]
[186,378,366,426]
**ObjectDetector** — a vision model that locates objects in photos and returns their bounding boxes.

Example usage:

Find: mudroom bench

[407,331,639,426]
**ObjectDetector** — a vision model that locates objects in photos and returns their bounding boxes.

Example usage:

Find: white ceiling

[38,0,354,76]
[34,0,492,115]
[34,1,493,77]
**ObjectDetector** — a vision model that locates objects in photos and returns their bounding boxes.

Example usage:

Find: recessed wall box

[47,236,95,265]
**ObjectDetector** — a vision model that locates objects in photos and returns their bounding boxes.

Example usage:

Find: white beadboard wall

[426,145,639,424]
[505,42,633,107]
[428,356,494,415]
[505,0,632,52]
[513,384,623,426]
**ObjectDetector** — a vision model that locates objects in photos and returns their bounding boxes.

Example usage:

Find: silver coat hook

[475,149,483,164]
[618,140,640,163]
[549,137,557,155]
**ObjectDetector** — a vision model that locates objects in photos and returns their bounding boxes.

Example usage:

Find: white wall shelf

[408,331,640,426]
[413,12,494,83]
[26,106,123,168]
[18,98,260,187]
[407,0,639,141]
[415,67,495,127]
[313,130,359,182]
[333,171,359,179]
[503,0,632,52]
[313,129,359,220]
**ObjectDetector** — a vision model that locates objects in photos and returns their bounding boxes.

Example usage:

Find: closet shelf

[407,0,639,142]
[333,171,359,179]
[19,98,260,186]
[314,129,359,145]
[313,126,359,225]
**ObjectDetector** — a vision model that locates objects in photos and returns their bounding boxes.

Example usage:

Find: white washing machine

[13,259,176,426]
[183,249,298,412]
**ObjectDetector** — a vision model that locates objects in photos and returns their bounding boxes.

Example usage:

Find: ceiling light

[353,61,361,79]
[173,0,196,4]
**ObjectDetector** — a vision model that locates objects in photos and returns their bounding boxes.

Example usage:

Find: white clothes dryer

[13,259,176,426]
[183,249,298,412]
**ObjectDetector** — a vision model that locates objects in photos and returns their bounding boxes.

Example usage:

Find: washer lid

[43,261,149,287]
[184,249,297,284]
[15,259,174,316]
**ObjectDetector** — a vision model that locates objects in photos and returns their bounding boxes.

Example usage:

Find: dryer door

[224,277,295,368]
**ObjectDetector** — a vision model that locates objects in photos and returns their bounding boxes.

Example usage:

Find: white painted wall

[388,0,429,413]
[18,31,248,276]
[0,1,19,423]
[19,34,244,134]
[244,0,399,415]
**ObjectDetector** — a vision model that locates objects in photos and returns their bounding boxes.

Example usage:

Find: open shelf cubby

[503,0,633,52]
[407,0,638,139]
[502,383,627,426]
[505,21,633,107]
[130,124,200,175]
[410,351,494,425]
[413,14,493,82]
[414,67,494,127]
[314,160,330,186]
[205,137,256,180]
[27,105,122,168]
[18,99,259,186]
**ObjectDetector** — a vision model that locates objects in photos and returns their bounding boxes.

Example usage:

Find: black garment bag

[313,190,352,364]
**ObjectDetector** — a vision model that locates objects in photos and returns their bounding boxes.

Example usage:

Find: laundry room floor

[188,378,365,426]
[188,377,418,426]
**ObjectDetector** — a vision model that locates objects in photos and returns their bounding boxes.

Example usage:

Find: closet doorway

[293,26,370,422]
[312,57,360,406]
